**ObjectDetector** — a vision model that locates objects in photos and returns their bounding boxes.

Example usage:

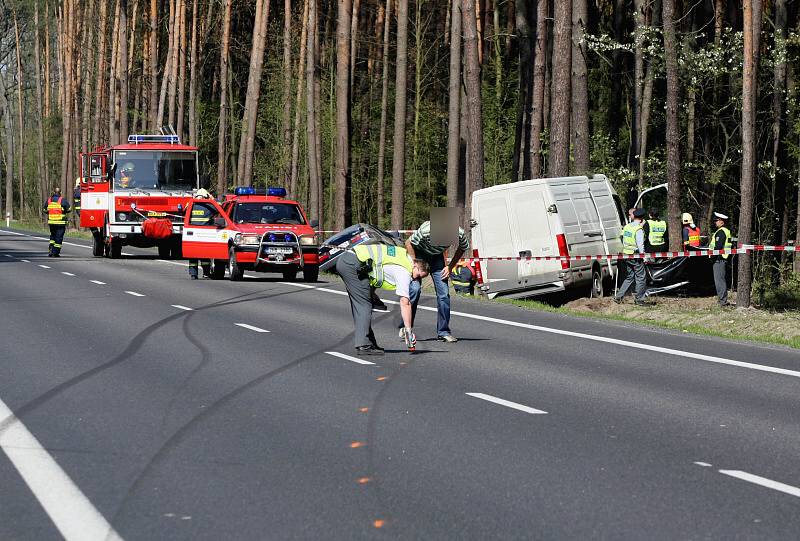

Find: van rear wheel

[590,266,604,298]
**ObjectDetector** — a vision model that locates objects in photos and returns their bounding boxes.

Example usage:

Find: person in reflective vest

[451,263,475,295]
[644,208,668,253]
[73,178,82,217]
[188,189,213,279]
[681,212,701,248]
[614,208,648,305]
[42,187,71,257]
[711,212,733,307]
[336,243,430,355]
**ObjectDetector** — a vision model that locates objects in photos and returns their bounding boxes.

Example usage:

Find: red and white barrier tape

[315,229,415,235]
[457,245,797,264]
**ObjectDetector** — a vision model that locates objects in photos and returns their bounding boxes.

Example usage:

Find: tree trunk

[349,0,361,89]
[108,0,120,144]
[307,0,322,224]
[530,0,547,178]
[2,79,14,220]
[571,0,589,174]
[446,0,462,208]
[737,0,762,307]
[236,0,272,186]
[289,0,309,198]
[771,0,787,250]
[45,1,52,118]
[167,0,179,128]
[59,0,74,201]
[638,63,654,188]
[548,0,571,178]
[216,0,233,195]
[334,0,353,229]
[34,3,49,202]
[188,0,198,145]
[281,0,293,184]
[81,0,95,147]
[14,15,25,216]
[662,0,682,251]
[176,0,187,139]
[148,0,158,130]
[376,0,391,227]
[118,0,129,142]
[512,0,532,183]
[461,0,484,220]
[390,0,409,229]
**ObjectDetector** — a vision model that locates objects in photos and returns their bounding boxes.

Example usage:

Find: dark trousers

[337,252,378,348]
[49,225,65,255]
[616,259,646,301]
[713,258,728,305]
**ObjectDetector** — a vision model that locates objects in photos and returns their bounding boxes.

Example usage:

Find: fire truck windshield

[113,150,197,191]
[231,203,306,225]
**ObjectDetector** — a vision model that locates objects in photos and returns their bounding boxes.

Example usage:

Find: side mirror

[108,163,117,181]
[310,219,319,229]
[213,216,227,228]
[177,204,184,213]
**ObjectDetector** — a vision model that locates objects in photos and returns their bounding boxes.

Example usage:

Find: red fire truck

[78,133,200,258]
[181,187,320,281]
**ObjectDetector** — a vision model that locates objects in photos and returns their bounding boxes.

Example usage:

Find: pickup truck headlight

[299,234,318,246]
[234,233,260,246]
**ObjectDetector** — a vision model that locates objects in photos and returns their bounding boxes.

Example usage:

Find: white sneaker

[399,328,406,341]
[438,335,458,343]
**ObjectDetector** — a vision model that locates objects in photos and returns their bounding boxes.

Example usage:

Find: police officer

[644,208,668,253]
[614,208,648,305]
[711,212,733,307]
[681,213,701,249]
[337,243,430,355]
[398,220,470,343]
[43,187,71,257]
[188,189,213,279]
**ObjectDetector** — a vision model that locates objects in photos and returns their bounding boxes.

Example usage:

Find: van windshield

[113,150,197,191]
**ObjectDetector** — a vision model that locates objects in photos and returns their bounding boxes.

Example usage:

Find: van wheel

[92,231,104,257]
[110,238,123,259]
[228,247,244,281]
[590,266,604,298]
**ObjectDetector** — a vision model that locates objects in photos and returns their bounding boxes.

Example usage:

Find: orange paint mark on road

[350,441,366,448]
[357,477,371,484]
[376,376,387,381]
[373,519,385,528]
[359,407,369,413]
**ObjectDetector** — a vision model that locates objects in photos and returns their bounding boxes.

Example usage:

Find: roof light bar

[233,186,287,198]
[127,134,181,145]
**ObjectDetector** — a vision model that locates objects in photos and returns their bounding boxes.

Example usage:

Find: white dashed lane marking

[38,265,51,269]
[20,259,30,263]
[90,280,106,285]
[171,305,193,311]
[61,272,76,277]
[124,291,146,297]
[325,351,376,366]
[234,323,270,333]
[466,393,548,415]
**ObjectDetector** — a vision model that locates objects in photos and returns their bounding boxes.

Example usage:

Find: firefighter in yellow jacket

[42,187,71,257]
[336,243,430,355]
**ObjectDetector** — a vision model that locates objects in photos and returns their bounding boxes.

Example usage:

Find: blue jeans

[399,253,451,337]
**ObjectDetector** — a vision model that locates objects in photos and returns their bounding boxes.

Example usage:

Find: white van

[470,175,626,299]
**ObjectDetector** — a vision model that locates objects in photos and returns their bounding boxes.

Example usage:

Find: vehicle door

[79,152,110,228]
[473,192,517,294]
[510,186,559,286]
[182,199,233,259]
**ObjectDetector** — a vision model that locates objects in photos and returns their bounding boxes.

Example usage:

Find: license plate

[264,247,293,254]
[147,211,166,217]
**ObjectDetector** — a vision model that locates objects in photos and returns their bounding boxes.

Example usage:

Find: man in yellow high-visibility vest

[711,212,733,307]
[614,208,649,305]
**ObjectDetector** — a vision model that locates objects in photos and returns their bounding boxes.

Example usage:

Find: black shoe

[190,275,198,280]
[47,253,53,257]
[52,253,60,258]
[355,345,385,356]
[372,300,389,312]
[613,297,622,304]
[634,299,650,306]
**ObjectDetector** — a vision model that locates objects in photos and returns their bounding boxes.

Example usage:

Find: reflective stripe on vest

[715,227,732,259]
[353,244,413,290]
[621,222,643,255]
[683,226,701,247]
[451,265,473,287]
[47,196,67,225]
[646,219,667,246]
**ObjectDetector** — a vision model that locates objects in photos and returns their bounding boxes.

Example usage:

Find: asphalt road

[1,227,799,540]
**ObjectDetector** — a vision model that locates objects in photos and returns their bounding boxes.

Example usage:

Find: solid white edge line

[277,281,800,380]
[3,254,12,257]
[20,259,30,263]
[234,323,270,333]
[171,305,193,311]
[466,392,548,415]
[719,470,800,498]
[124,291,145,297]
[61,272,76,276]
[0,398,123,541]
[38,265,51,269]
[90,280,106,285]
[325,351,376,366]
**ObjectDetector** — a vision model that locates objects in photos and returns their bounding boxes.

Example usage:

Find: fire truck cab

[181,187,320,282]
[78,133,200,258]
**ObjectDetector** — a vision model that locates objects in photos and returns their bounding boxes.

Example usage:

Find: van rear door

[509,186,559,286]
[472,191,516,294]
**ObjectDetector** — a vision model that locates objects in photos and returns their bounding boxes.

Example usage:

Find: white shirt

[383,263,413,298]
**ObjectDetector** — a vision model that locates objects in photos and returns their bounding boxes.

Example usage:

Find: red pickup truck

[181,187,320,281]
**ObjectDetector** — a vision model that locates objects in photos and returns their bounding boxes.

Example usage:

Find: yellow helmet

[681,212,693,224]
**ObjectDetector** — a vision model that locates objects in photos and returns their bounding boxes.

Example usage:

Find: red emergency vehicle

[181,187,320,282]
[78,133,200,258]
